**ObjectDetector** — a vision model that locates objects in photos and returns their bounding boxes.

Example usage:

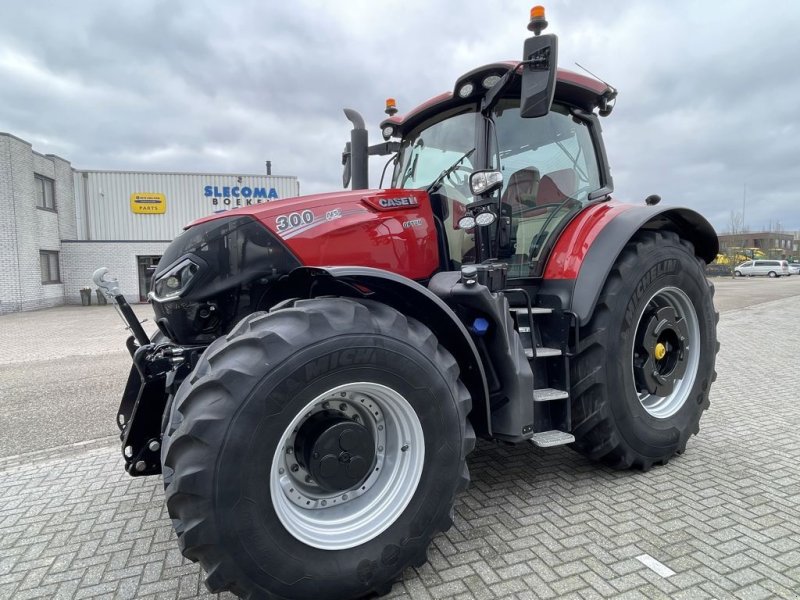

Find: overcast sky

[2,1,799,232]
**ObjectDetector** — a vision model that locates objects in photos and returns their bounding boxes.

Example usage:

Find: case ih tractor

[95,8,718,599]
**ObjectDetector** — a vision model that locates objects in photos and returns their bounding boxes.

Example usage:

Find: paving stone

[1,294,799,599]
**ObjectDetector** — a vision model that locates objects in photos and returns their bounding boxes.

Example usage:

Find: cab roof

[380,63,616,136]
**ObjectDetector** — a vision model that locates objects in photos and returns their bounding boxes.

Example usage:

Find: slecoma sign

[204,185,280,206]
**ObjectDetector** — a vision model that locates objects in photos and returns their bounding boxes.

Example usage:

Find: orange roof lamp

[384,98,398,117]
[528,5,548,36]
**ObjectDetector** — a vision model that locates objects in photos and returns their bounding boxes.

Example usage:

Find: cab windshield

[391,109,480,267]
[392,109,478,191]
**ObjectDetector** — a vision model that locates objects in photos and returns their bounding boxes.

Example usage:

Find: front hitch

[93,267,151,348]
[94,267,204,476]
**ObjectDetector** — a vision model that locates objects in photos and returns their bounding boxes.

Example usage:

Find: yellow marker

[654,343,666,361]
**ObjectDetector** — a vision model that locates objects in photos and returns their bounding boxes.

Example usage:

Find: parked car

[734,260,789,277]
[788,263,800,275]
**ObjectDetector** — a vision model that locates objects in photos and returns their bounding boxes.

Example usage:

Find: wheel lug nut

[286,447,293,454]
[291,464,299,472]
[305,475,313,483]
[352,414,360,421]
[401,444,409,452]
[339,403,348,411]
[377,424,383,431]
[278,468,285,475]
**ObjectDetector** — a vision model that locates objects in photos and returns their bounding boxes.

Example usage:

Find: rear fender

[543,204,718,326]
[275,267,491,435]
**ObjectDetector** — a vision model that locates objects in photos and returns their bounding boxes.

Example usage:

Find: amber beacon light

[528,5,548,35]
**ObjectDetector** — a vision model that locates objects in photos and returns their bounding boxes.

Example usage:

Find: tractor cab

[343,6,617,279]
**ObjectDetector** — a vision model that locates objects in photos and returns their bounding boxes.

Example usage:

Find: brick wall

[0,135,22,312]
[61,241,169,304]
[0,133,75,314]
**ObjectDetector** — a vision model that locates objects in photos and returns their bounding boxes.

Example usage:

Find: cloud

[1,0,799,232]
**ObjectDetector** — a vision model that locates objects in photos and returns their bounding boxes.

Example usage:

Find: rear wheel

[769,271,778,278]
[569,231,718,470]
[734,270,742,277]
[162,298,474,599]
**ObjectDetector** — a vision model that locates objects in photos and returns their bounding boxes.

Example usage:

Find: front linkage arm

[93,267,203,476]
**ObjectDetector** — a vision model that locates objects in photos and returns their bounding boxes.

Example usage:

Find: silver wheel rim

[631,286,700,419]
[270,382,425,550]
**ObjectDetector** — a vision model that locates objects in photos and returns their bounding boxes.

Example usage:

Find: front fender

[273,266,491,435]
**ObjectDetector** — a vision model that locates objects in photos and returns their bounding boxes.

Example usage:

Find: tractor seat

[501,167,540,210]
[536,169,578,205]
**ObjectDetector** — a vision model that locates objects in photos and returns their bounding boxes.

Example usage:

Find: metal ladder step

[533,388,569,402]
[530,430,575,448]
[511,306,553,315]
[524,347,562,358]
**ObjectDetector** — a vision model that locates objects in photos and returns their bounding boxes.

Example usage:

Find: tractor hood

[184,187,440,281]
[151,187,440,344]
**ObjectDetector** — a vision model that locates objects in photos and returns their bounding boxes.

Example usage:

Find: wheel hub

[296,412,375,493]
[634,305,689,397]
[630,286,701,419]
[270,382,425,550]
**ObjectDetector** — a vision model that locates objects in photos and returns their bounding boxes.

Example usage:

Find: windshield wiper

[426,148,475,195]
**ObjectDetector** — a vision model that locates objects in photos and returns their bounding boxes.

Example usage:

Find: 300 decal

[276,210,314,231]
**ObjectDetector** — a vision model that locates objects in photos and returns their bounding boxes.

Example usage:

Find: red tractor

[96,7,718,599]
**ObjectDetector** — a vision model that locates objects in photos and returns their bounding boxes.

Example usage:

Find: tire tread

[161,297,474,599]
[569,230,719,470]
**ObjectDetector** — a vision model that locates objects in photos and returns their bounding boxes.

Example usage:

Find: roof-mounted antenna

[574,62,618,117]
[574,62,613,88]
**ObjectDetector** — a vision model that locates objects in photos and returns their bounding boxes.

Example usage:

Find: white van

[734,260,790,277]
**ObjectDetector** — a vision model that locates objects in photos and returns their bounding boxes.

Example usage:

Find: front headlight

[150,259,199,301]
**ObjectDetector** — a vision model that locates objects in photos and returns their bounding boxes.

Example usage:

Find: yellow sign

[130,192,166,214]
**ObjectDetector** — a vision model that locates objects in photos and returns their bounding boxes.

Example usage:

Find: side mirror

[520,33,558,118]
[469,170,503,197]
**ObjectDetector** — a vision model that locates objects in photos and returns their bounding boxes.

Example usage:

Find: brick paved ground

[1,295,799,599]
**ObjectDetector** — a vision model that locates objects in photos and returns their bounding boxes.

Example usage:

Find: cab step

[533,387,569,402]
[530,430,575,448]
[524,347,562,358]
[510,306,553,315]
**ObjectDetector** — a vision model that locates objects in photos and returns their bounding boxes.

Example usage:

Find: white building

[0,132,299,313]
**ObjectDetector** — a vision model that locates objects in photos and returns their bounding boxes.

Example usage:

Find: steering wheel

[445,165,473,196]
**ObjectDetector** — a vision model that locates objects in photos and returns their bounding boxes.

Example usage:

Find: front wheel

[734,270,742,277]
[569,231,718,470]
[768,271,778,278]
[162,298,474,599]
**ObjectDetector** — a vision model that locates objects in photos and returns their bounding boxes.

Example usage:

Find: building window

[40,250,61,284]
[35,174,56,211]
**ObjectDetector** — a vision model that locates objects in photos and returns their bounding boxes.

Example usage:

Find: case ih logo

[378,197,419,209]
